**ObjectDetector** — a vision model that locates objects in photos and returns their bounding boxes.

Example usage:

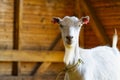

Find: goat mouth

[66,40,72,45]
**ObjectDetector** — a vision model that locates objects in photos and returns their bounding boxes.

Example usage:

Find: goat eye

[60,24,63,28]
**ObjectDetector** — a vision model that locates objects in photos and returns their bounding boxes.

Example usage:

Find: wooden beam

[0,50,64,62]
[30,62,43,75]
[13,0,23,76]
[35,62,51,75]
[0,76,33,80]
[48,33,61,50]
[0,75,58,80]
[80,0,111,45]
[13,0,23,49]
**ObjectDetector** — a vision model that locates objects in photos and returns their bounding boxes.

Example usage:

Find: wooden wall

[0,0,14,76]
[21,0,74,50]
[0,0,14,49]
[84,0,120,48]
[0,0,75,50]
[0,0,119,80]
[0,0,75,79]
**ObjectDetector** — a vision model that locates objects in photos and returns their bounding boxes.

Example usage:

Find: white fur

[56,16,120,80]
[113,29,118,49]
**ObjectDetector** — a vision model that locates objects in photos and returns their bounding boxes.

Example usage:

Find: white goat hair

[53,16,120,80]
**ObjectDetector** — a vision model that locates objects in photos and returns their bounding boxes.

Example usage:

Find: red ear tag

[83,17,89,24]
[52,18,59,24]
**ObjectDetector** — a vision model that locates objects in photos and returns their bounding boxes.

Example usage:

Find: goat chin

[64,46,75,65]
[63,52,72,65]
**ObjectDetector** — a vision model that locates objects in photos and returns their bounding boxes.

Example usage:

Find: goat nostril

[66,36,73,39]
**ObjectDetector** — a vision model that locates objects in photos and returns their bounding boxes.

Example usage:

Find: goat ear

[81,16,90,24]
[52,17,61,24]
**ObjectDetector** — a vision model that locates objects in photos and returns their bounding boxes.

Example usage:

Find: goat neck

[64,37,80,66]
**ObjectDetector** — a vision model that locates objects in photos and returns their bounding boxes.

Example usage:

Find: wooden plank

[33,33,61,75]
[13,0,23,76]
[80,0,111,45]
[30,62,42,75]
[0,62,12,75]
[75,0,85,48]
[0,75,59,80]
[34,62,51,75]
[31,33,62,75]
[31,62,52,76]
[13,0,23,49]
[48,33,61,50]
[34,33,61,75]
[79,27,85,47]
[0,50,64,62]
[0,76,33,80]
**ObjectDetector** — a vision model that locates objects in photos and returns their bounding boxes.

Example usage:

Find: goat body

[64,46,120,80]
[53,16,120,80]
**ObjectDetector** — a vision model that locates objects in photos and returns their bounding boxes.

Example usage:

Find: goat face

[53,16,90,48]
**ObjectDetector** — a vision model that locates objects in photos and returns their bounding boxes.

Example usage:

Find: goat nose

[66,36,73,40]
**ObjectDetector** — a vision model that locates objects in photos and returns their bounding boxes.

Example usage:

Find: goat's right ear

[52,17,61,24]
[81,16,90,24]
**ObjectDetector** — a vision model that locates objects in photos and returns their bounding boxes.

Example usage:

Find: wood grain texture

[0,50,64,62]
[0,0,14,49]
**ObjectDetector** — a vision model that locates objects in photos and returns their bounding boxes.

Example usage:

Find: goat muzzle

[66,36,73,45]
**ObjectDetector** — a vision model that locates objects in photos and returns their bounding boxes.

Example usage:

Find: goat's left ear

[52,17,61,24]
[81,16,90,24]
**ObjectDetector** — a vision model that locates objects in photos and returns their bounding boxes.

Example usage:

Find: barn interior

[0,0,120,80]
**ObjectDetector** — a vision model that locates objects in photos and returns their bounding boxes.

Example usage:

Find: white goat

[53,16,120,80]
